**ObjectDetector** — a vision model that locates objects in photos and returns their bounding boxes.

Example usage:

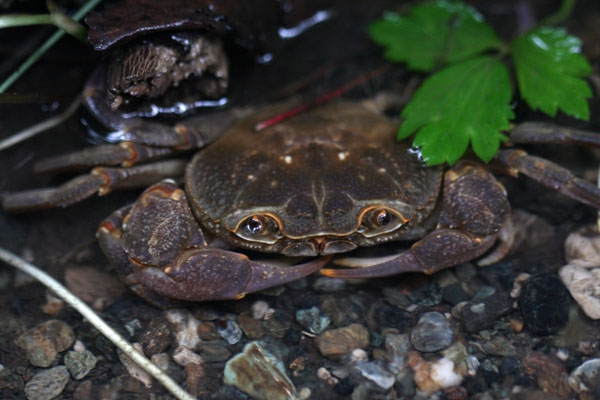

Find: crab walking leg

[2,160,186,212]
[510,122,600,147]
[97,181,329,303]
[34,142,179,174]
[322,163,510,278]
[495,149,600,209]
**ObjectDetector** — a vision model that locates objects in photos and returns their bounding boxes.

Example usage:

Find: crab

[4,97,600,306]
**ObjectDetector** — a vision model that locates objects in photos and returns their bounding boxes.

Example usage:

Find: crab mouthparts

[281,237,357,257]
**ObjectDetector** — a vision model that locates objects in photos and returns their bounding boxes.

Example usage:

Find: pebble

[384,333,411,374]
[197,342,231,362]
[262,310,293,338]
[355,360,395,390]
[296,306,331,334]
[251,300,275,320]
[197,321,220,341]
[567,358,600,394]
[237,314,265,339]
[410,311,453,352]
[479,335,518,357]
[522,351,571,398]
[118,343,152,388]
[150,353,170,371]
[140,317,172,356]
[172,345,203,367]
[64,266,125,310]
[216,319,243,345]
[408,352,463,395]
[317,366,339,385]
[185,362,206,398]
[519,275,570,335]
[316,324,370,358]
[24,366,70,400]
[321,296,363,326]
[224,341,296,400]
[15,319,75,367]
[451,292,512,333]
[64,350,97,379]
[313,277,347,292]
[165,309,200,349]
[559,265,600,319]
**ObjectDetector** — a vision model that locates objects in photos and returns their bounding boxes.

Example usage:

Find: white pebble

[172,345,203,367]
[430,357,463,388]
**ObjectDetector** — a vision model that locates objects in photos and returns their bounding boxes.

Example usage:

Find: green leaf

[512,27,592,120]
[369,0,502,71]
[399,56,514,165]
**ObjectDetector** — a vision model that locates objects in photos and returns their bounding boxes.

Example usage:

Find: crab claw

[135,249,331,302]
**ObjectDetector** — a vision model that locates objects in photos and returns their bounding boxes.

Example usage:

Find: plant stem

[0,0,101,93]
[541,0,575,26]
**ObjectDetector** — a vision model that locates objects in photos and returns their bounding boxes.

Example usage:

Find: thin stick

[254,63,393,131]
[0,0,101,93]
[0,95,80,152]
[0,247,196,400]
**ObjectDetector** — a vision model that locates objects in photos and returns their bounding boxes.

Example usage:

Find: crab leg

[510,122,600,147]
[2,160,185,212]
[495,149,600,209]
[322,163,510,278]
[98,181,328,305]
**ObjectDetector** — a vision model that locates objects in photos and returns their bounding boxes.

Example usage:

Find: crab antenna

[254,63,393,131]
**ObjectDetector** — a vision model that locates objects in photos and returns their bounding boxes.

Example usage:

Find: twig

[0,0,101,93]
[0,95,81,152]
[0,247,196,400]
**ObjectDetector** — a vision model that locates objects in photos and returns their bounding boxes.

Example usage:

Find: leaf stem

[540,0,575,26]
[0,0,101,94]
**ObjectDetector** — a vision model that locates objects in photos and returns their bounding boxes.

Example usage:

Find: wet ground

[1,0,600,399]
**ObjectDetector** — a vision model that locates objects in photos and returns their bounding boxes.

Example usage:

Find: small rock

[24,366,70,400]
[296,306,331,334]
[251,300,275,320]
[185,362,205,398]
[559,264,600,319]
[172,345,203,367]
[410,311,453,352]
[355,360,395,390]
[197,321,220,341]
[216,319,243,345]
[64,350,97,379]
[224,341,296,400]
[567,358,600,394]
[15,320,75,367]
[197,342,231,362]
[317,366,339,385]
[522,351,571,399]
[140,317,172,356]
[452,292,512,333]
[118,343,152,388]
[321,296,363,326]
[408,352,463,395]
[262,310,293,338]
[384,334,411,374]
[237,314,264,339]
[316,324,370,358]
[41,292,64,315]
[165,309,200,349]
[313,277,347,292]
[64,266,125,310]
[564,224,600,266]
[480,335,518,357]
[150,353,170,371]
[519,275,570,335]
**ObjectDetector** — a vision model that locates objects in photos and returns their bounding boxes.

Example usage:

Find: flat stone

[64,266,125,310]
[567,358,600,394]
[522,351,571,399]
[410,311,453,352]
[224,341,296,400]
[197,342,231,362]
[15,320,75,367]
[451,293,512,333]
[140,317,172,356]
[316,324,370,358]
[24,366,70,400]
[64,350,97,380]
[237,314,264,339]
[165,309,200,349]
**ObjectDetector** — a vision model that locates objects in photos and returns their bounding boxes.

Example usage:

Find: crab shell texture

[186,101,443,257]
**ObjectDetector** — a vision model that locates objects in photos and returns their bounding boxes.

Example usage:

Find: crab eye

[360,208,407,237]
[235,214,282,244]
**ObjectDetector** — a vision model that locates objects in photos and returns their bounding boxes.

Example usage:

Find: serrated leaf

[399,56,514,165]
[369,0,502,71]
[512,27,592,120]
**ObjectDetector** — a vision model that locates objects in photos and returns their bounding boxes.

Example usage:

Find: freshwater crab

[4,97,600,306]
